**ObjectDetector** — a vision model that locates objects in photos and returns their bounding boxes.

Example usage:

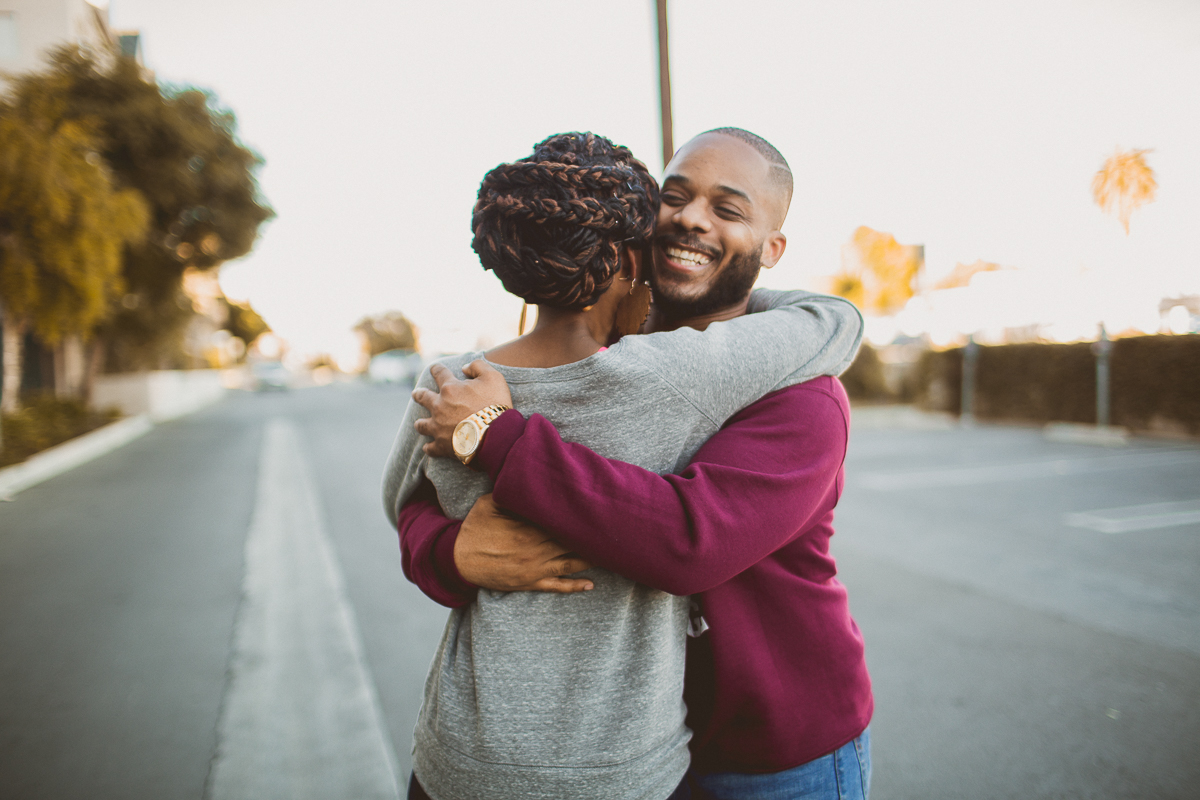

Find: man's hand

[455,494,595,594]
[413,360,514,458]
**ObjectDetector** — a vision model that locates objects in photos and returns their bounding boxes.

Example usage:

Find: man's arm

[397,480,476,608]
[413,377,849,597]
[398,480,596,608]
[479,380,849,595]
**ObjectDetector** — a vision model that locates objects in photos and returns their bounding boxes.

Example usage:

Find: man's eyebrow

[716,185,753,204]
[662,175,754,205]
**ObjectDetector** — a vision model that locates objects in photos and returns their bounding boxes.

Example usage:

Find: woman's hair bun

[471,132,658,310]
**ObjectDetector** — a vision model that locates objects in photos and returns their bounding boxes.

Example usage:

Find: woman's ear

[622,244,645,283]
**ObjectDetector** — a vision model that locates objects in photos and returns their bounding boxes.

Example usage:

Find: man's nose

[672,200,712,233]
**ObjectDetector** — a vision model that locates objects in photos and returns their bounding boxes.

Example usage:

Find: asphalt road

[0,385,1197,799]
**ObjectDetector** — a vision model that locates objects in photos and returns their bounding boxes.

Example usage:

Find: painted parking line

[206,418,401,800]
[1064,500,1200,534]
[858,450,1200,491]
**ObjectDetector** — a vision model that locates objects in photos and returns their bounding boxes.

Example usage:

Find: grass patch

[0,396,120,468]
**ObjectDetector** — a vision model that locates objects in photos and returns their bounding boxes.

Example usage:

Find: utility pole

[655,0,674,170]
[961,334,979,426]
[1093,323,1112,427]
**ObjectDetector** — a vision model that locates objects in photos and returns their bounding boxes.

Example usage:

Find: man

[401,128,873,799]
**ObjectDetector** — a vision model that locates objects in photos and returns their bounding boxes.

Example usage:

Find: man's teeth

[665,246,713,267]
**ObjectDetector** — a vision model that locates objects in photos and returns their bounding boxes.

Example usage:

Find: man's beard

[650,240,763,320]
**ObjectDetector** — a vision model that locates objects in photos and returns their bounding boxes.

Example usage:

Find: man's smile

[656,237,721,275]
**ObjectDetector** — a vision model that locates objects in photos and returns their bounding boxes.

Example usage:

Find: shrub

[841,343,892,402]
[914,335,1200,435]
[0,396,119,468]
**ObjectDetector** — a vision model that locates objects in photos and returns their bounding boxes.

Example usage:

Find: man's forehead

[664,134,772,199]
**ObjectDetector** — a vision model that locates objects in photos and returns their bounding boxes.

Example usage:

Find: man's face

[649,134,787,318]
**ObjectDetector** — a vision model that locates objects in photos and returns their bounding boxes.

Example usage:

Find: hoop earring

[518,303,528,336]
[614,282,652,337]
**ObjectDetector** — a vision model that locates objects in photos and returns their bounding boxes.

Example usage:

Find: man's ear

[760,231,787,269]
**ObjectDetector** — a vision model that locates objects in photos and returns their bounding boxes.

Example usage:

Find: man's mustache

[653,233,721,262]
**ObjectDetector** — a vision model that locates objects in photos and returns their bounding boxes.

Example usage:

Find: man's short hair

[702,127,793,224]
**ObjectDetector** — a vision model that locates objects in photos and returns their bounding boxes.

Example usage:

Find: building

[0,0,121,93]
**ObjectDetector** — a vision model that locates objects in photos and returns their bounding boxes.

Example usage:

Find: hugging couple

[383,128,873,800]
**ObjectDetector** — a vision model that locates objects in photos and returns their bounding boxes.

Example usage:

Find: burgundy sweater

[397,376,873,774]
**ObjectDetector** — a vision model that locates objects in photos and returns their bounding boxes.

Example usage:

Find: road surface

[0,386,1197,798]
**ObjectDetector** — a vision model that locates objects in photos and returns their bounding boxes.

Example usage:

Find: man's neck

[645,295,751,333]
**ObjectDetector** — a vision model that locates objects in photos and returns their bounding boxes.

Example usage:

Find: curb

[1044,422,1130,447]
[850,404,957,431]
[0,414,154,500]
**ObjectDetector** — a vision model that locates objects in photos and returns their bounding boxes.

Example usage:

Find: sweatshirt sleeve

[622,289,862,426]
[474,379,851,595]
[382,355,471,528]
[396,480,477,608]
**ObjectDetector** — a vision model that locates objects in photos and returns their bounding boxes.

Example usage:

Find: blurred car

[369,349,423,385]
[250,361,291,391]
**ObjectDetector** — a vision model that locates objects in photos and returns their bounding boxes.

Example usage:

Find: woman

[384,132,860,800]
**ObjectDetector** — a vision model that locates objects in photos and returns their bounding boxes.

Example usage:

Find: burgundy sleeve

[397,479,477,608]
[477,379,850,596]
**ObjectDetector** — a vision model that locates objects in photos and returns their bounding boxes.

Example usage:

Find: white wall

[0,0,108,88]
[92,370,226,421]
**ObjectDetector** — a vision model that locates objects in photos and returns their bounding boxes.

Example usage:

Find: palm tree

[1092,148,1157,235]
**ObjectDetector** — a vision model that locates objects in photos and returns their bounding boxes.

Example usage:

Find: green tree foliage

[354,312,419,357]
[8,46,274,371]
[0,93,148,413]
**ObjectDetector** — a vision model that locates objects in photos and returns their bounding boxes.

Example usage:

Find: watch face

[453,421,480,456]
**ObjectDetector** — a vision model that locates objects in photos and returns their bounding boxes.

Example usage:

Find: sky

[100,0,1200,359]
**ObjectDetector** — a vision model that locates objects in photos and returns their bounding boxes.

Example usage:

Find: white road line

[858,450,1200,491]
[1064,500,1200,534]
[206,419,401,800]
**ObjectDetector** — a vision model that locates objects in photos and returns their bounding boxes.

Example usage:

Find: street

[1,386,1197,799]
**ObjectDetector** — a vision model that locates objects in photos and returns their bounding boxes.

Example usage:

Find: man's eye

[661,194,685,205]
[717,206,742,218]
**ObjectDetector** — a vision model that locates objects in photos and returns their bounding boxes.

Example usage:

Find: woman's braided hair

[472,132,659,310]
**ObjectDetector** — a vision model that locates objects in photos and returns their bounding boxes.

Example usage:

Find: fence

[903,335,1200,436]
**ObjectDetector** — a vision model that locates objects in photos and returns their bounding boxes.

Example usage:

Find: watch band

[473,404,511,426]
[455,404,512,465]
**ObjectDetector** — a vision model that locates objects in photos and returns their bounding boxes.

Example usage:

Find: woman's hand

[412,360,515,457]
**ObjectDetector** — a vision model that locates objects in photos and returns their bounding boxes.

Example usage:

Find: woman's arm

[624,289,862,425]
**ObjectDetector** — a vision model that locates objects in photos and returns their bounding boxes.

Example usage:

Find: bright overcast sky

[105,0,1200,357]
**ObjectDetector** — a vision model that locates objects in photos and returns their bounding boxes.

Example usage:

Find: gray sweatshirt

[382,289,863,800]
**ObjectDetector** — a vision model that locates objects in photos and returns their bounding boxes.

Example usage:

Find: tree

[0,95,148,415]
[829,226,923,315]
[354,312,419,357]
[222,298,270,352]
[1092,148,1157,235]
[933,259,1008,291]
[8,45,273,375]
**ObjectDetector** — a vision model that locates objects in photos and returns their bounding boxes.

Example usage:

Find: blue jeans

[693,729,871,800]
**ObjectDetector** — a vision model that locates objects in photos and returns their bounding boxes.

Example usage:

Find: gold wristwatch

[452,404,511,465]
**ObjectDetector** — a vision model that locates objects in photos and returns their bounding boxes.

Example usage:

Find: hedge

[913,335,1200,435]
[0,397,119,468]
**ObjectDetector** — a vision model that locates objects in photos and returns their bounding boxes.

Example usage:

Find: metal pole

[1093,323,1112,428]
[961,334,979,426]
[655,0,674,170]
